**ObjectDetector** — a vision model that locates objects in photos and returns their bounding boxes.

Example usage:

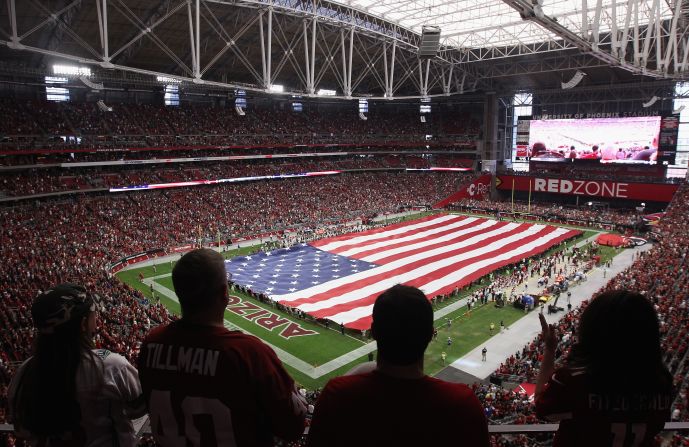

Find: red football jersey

[138,321,306,447]
[307,371,489,447]
[536,366,672,447]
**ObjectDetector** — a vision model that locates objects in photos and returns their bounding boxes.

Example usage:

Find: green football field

[117,212,620,389]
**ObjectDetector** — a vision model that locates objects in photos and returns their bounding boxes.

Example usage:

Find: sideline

[449,242,652,380]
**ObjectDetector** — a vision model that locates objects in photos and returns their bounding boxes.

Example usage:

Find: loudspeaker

[418,26,441,58]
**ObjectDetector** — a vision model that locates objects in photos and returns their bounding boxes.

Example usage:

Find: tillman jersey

[535,366,672,447]
[138,321,306,447]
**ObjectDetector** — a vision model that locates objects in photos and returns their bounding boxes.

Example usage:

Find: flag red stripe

[283,222,533,308]
[347,218,490,262]
[361,220,509,265]
[322,215,469,255]
[306,225,559,320]
[309,213,448,248]
[343,228,579,330]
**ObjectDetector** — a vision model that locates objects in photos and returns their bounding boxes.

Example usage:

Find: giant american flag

[226,214,581,330]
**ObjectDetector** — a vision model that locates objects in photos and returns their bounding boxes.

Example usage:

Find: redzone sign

[533,178,629,198]
[497,175,679,202]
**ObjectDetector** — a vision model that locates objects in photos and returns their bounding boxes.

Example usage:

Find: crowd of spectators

[0,146,474,167]
[0,171,473,441]
[455,197,642,228]
[482,182,689,445]
[0,154,471,197]
[0,156,686,445]
[0,99,479,152]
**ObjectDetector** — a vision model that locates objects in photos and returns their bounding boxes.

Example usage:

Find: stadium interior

[1,0,689,445]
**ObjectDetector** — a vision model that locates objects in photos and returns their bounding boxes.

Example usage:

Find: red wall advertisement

[434,174,492,208]
[496,175,679,202]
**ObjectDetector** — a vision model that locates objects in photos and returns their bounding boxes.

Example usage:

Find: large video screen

[520,116,674,163]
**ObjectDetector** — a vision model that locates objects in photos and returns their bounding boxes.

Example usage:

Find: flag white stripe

[316,214,458,251]
[325,227,572,324]
[274,221,524,303]
[338,216,479,258]
[294,224,547,313]
[359,218,497,263]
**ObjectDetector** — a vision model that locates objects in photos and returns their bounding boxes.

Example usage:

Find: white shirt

[9,349,146,447]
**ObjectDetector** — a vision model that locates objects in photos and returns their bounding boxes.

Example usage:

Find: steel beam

[303,20,311,93]
[267,7,272,89]
[187,1,198,76]
[259,12,266,87]
[8,0,18,43]
[347,27,354,97]
[388,39,396,97]
[196,0,201,79]
[310,17,316,93]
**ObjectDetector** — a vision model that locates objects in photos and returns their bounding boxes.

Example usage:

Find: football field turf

[117,212,613,389]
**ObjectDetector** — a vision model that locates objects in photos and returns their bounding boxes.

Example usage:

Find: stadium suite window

[45,76,69,102]
[673,82,689,169]
[511,92,532,164]
[164,85,179,106]
[235,89,247,108]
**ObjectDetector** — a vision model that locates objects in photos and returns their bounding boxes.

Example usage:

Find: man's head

[531,142,546,157]
[172,249,228,318]
[371,285,433,366]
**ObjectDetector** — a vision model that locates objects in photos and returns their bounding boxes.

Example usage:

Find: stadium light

[53,64,91,77]
[317,89,336,96]
[269,84,284,93]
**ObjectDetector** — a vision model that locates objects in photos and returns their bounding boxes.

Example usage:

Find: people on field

[137,248,307,446]
[307,285,489,447]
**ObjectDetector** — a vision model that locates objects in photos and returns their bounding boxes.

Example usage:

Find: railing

[1,422,688,435]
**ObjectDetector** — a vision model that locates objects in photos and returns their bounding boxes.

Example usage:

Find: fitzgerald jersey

[138,321,306,447]
[535,366,672,447]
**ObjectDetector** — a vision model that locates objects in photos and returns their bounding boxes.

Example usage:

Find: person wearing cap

[8,283,146,447]
[307,285,489,447]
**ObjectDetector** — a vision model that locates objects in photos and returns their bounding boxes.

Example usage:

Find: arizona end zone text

[534,179,629,198]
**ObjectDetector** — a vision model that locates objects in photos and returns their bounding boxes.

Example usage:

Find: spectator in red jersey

[535,291,674,447]
[579,144,602,159]
[137,249,307,446]
[530,142,547,159]
[307,285,489,447]
[8,283,146,447]
[633,145,657,162]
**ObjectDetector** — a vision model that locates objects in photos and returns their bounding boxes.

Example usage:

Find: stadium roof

[336,0,674,49]
[0,0,687,98]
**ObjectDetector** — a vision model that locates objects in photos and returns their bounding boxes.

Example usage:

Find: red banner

[496,175,679,202]
[433,174,492,208]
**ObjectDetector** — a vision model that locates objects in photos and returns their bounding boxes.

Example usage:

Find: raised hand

[539,313,557,353]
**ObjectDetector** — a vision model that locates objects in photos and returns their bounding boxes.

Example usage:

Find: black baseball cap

[32,283,100,334]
